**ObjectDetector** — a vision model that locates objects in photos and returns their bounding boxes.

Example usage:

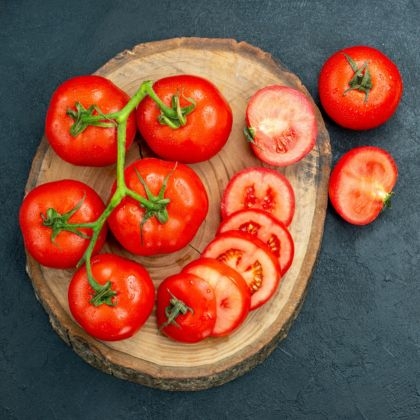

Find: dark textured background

[2,0,420,418]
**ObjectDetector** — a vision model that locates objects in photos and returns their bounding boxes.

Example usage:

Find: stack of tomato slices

[158,166,296,343]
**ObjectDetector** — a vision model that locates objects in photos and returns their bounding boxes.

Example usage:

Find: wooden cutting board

[23,37,331,391]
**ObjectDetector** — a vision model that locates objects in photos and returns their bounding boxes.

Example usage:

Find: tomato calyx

[156,92,196,129]
[41,195,91,242]
[66,102,116,137]
[89,280,117,307]
[159,289,193,330]
[343,53,372,102]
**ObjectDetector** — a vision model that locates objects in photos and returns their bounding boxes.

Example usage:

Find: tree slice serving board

[24,37,331,391]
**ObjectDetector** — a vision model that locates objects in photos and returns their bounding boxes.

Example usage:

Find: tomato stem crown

[343,53,373,102]
[159,289,193,330]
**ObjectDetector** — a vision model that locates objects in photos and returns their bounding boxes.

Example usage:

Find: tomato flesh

[203,231,281,310]
[221,166,295,226]
[329,146,398,225]
[183,257,251,337]
[246,85,317,166]
[218,209,295,276]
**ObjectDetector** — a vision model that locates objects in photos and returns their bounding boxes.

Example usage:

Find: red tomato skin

[136,74,233,163]
[221,166,295,226]
[328,146,398,225]
[183,257,251,337]
[156,272,217,343]
[19,179,107,268]
[319,46,403,130]
[218,209,295,276]
[246,85,318,166]
[107,158,208,256]
[45,75,136,166]
[68,254,155,341]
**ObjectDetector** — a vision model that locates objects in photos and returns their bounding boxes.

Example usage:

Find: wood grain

[23,37,331,391]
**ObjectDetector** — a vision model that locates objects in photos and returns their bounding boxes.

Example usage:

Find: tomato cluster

[19,42,403,344]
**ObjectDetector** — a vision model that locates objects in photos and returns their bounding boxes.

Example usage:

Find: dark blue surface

[2,0,420,418]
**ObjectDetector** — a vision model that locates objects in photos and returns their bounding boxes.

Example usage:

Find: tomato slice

[329,146,398,225]
[218,209,294,276]
[245,85,317,166]
[221,166,295,226]
[202,231,281,310]
[183,257,251,337]
[156,272,217,343]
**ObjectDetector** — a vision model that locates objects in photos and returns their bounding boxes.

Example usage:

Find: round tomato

[183,257,251,337]
[68,254,155,341]
[136,74,233,163]
[202,231,281,310]
[245,85,317,166]
[221,166,295,226]
[318,45,403,130]
[218,209,295,276]
[19,179,107,268]
[45,75,137,166]
[329,146,398,225]
[107,157,208,256]
[156,272,217,343]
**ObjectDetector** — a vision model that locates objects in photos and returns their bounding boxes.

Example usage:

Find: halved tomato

[202,231,281,310]
[183,257,251,337]
[245,85,317,166]
[221,166,295,226]
[218,209,294,276]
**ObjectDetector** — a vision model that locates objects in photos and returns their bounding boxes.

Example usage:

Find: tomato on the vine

[329,146,398,225]
[68,254,155,341]
[183,257,251,337]
[136,74,233,163]
[221,166,295,226]
[45,75,137,166]
[318,45,403,130]
[245,85,317,166]
[203,231,281,310]
[107,157,208,256]
[156,272,217,343]
[19,179,107,268]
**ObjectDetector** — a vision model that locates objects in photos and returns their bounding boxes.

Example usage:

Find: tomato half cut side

[202,231,281,310]
[245,85,317,166]
[183,257,251,337]
[156,272,217,343]
[218,209,295,276]
[221,166,295,226]
[328,146,398,225]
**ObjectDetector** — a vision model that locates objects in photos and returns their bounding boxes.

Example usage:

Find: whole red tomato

[45,75,137,166]
[107,157,209,256]
[136,74,233,163]
[156,272,217,343]
[318,45,403,130]
[19,179,107,268]
[68,254,155,341]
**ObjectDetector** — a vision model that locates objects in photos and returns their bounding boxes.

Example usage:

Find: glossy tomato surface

[136,74,233,163]
[221,166,295,226]
[218,209,295,276]
[203,231,281,310]
[156,272,217,343]
[19,179,107,268]
[68,254,155,341]
[183,257,251,337]
[246,85,317,166]
[108,158,208,256]
[45,75,137,166]
[319,45,403,130]
[329,146,398,225]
